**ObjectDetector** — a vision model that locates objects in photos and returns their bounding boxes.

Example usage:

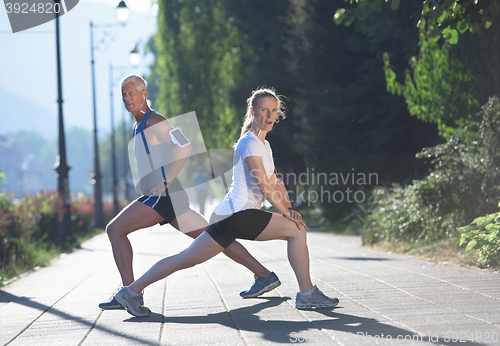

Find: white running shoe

[113,287,151,317]
[295,285,339,309]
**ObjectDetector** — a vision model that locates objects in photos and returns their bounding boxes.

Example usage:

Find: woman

[114,88,339,316]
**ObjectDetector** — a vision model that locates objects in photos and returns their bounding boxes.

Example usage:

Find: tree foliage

[383,31,478,138]
[352,0,500,36]
[286,0,440,219]
[417,0,500,38]
[364,96,500,244]
[459,208,500,268]
[347,0,500,138]
[149,0,443,223]
[153,0,245,149]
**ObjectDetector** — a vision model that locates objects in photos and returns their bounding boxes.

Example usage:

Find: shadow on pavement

[124,296,489,345]
[331,256,391,261]
[0,290,159,346]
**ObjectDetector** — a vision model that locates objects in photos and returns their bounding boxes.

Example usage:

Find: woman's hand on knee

[288,209,302,221]
[284,214,308,231]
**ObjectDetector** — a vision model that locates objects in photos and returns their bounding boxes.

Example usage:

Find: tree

[222,0,304,178]
[284,0,440,219]
[347,0,500,137]
[150,0,445,224]
[351,0,500,35]
[154,0,246,150]
[152,0,307,198]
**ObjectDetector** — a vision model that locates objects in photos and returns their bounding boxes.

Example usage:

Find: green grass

[0,228,105,286]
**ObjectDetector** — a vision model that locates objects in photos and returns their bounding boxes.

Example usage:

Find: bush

[13,192,61,242]
[71,192,95,238]
[364,96,500,245]
[459,206,500,268]
[0,191,101,282]
[0,192,60,279]
[0,193,20,277]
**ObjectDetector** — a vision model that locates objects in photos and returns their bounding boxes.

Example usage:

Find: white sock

[302,285,317,296]
[126,287,140,296]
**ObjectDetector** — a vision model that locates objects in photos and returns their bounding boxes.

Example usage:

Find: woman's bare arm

[245,155,307,230]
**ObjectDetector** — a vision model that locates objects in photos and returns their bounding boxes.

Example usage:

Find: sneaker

[240,272,281,298]
[99,297,124,310]
[99,291,147,311]
[113,287,151,317]
[295,285,339,309]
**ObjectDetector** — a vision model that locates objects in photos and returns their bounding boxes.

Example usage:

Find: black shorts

[206,209,273,248]
[137,178,190,225]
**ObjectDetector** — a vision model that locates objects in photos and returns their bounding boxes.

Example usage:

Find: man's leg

[106,200,165,286]
[100,200,166,311]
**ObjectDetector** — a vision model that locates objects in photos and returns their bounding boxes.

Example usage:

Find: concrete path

[1,223,499,345]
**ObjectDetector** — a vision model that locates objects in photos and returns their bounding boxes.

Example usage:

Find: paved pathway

[1,223,499,345]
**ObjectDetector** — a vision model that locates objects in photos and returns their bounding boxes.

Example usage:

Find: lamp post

[53,0,73,243]
[109,63,119,216]
[121,106,131,201]
[109,50,139,215]
[89,1,129,228]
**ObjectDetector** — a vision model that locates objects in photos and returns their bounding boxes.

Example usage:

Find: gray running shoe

[99,291,147,311]
[113,287,151,317]
[99,297,124,310]
[240,272,281,298]
[295,285,339,309]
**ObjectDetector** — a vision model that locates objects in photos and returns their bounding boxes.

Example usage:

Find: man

[99,75,281,314]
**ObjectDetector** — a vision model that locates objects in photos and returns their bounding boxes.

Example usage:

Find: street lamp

[53,0,73,243]
[129,44,140,66]
[109,49,140,215]
[116,1,130,23]
[89,1,129,228]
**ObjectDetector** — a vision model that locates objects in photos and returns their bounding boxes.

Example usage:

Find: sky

[0,0,158,138]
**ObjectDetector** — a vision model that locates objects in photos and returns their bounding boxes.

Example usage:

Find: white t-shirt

[214,131,275,215]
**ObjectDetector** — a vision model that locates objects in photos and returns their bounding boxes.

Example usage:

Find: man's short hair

[121,74,147,91]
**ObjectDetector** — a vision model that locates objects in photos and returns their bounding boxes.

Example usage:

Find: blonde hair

[240,87,286,138]
[121,74,147,91]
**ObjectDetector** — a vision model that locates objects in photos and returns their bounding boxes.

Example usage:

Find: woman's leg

[172,209,272,278]
[128,232,224,294]
[254,213,313,293]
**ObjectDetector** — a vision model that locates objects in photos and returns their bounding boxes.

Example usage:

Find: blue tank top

[132,110,176,195]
